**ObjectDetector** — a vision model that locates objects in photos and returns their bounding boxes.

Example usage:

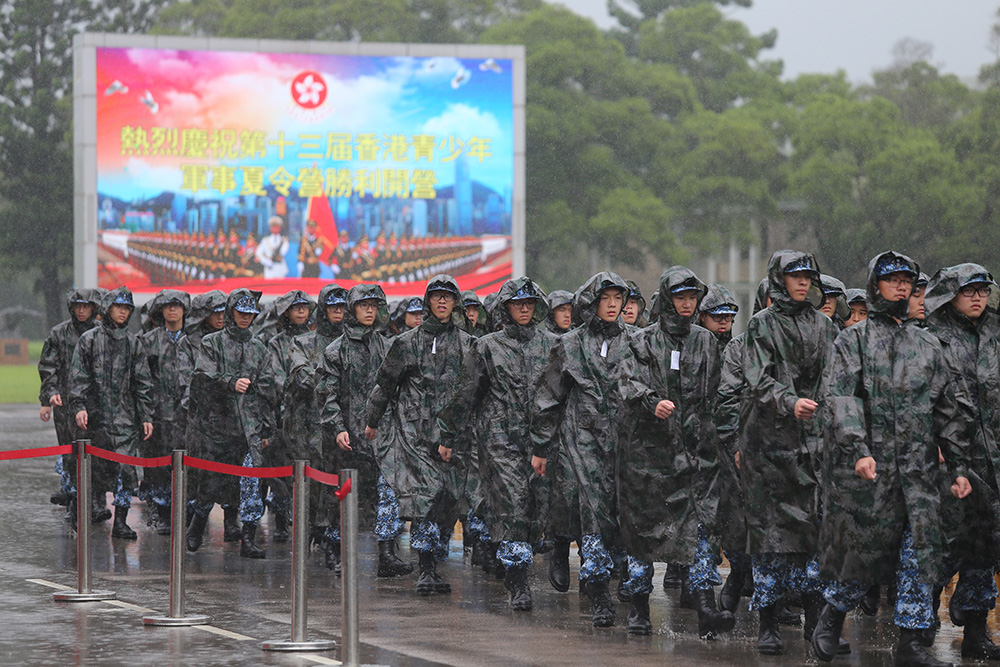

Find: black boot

[617,575,633,604]
[186,511,208,551]
[949,594,966,627]
[324,539,341,575]
[91,491,111,523]
[481,540,496,575]
[240,522,265,559]
[470,538,484,567]
[549,540,570,592]
[719,567,747,613]
[962,610,1000,660]
[378,540,414,577]
[778,604,802,626]
[803,593,825,640]
[67,497,78,531]
[627,593,652,635]
[111,507,137,539]
[662,562,683,589]
[679,573,695,609]
[490,542,505,581]
[896,627,953,667]
[152,503,172,535]
[758,604,783,655]
[504,566,533,611]
[416,551,449,595]
[694,587,736,639]
[185,502,194,528]
[860,583,880,616]
[273,512,290,543]
[811,603,847,662]
[931,586,942,630]
[584,580,615,627]
[51,488,72,506]
[223,507,241,542]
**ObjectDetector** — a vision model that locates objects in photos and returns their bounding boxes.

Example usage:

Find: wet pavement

[0,402,991,665]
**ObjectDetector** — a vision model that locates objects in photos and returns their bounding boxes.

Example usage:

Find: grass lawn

[0,364,39,403]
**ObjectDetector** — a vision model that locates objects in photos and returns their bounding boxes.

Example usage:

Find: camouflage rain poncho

[531,271,632,540]
[544,290,574,336]
[441,277,556,544]
[365,275,477,521]
[739,251,837,554]
[618,267,721,563]
[819,274,850,329]
[924,263,1000,566]
[142,290,192,451]
[818,252,968,584]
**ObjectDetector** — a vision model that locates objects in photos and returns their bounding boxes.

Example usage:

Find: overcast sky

[557,0,999,84]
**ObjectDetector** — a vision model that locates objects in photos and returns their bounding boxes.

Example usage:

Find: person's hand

[49,394,63,407]
[40,406,51,422]
[855,456,877,481]
[654,399,675,419]
[262,438,269,449]
[76,410,88,430]
[794,398,818,421]
[142,422,153,440]
[337,431,352,451]
[532,455,547,477]
[439,445,452,462]
[735,451,740,470]
[938,447,945,464]
[234,378,251,393]
[365,426,377,441]
[952,476,972,499]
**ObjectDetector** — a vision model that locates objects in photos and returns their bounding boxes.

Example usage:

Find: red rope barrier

[334,477,352,500]
[0,444,74,461]
[85,444,172,468]
[182,455,292,479]
[304,465,339,488]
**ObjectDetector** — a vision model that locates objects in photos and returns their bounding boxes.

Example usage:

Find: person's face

[108,304,131,326]
[845,303,868,327]
[270,224,282,236]
[507,299,536,325]
[877,272,913,303]
[73,303,94,322]
[404,311,422,329]
[427,290,456,321]
[819,295,838,318]
[206,311,225,330]
[908,285,926,320]
[783,271,813,302]
[234,310,256,329]
[326,304,345,324]
[700,312,733,334]
[953,283,990,321]
[353,300,378,326]
[595,288,624,322]
[162,303,184,326]
[287,303,310,325]
[671,291,699,318]
[622,298,640,325]
[465,304,480,326]
[552,304,572,331]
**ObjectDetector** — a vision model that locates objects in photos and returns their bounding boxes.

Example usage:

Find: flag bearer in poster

[298,219,332,278]
[68,287,155,540]
[256,217,290,279]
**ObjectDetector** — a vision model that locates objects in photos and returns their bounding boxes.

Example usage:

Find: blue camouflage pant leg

[579,534,614,583]
[498,541,533,569]
[467,509,491,544]
[113,469,132,508]
[688,523,723,592]
[751,553,807,610]
[326,525,341,545]
[56,457,75,494]
[375,474,403,541]
[239,453,264,523]
[823,579,870,613]
[622,557,654,596]
[894,525,935,629]
[799,554,827,597]
[410,519,441,554]
[951,564,998,613]
[436,524,454,562]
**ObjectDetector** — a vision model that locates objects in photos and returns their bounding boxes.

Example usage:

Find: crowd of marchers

[36,249,1000,667]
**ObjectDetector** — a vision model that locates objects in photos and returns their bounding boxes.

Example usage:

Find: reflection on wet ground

[0,403,990,665]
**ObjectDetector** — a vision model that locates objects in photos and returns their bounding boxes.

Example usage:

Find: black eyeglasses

[959,285,991,298]
[880,276,913,288]
[707,314,734,323]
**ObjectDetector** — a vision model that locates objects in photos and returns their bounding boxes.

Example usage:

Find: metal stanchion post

[263,460,336,652]
[54,439,115,602]
[340,468,359,667]
[145,449,209,626]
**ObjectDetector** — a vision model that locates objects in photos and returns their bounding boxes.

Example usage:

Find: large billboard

[74,35,525,296]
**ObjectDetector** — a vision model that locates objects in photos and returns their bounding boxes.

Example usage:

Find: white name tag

[432,337,437,355]
[600,340,608,358]
[670,350,680,370]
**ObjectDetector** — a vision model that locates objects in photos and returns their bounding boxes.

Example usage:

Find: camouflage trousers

[622,523,722,596]
[467,509,491,544]
[579,534,614,583]
[725,548,753,573]
[941,557,998,612]
[326,474,403,544]
[751,552,825,610]
[498,541,533,569]
[411,519,455,562]
[824,525,934,629]
[55,457,74,495]
[238,453,265,523]
[113,468,136,509]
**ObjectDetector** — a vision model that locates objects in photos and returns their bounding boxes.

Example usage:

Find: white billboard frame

[72,32,526,291]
